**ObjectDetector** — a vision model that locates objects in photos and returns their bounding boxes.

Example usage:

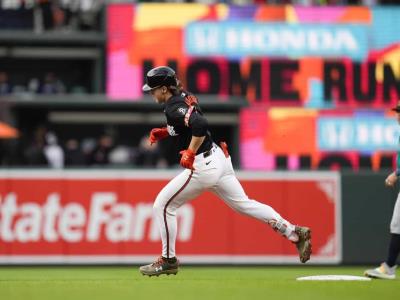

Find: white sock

[287,231,299,242]
[268,219,298,241]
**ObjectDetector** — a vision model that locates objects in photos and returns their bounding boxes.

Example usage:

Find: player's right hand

[149,127,169,145]
[179,149,195,170]
[385,172,398,187]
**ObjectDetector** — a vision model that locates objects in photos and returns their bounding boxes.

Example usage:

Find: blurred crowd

[108,0,398,5]
[0,71,68,95]
[0,126,170,169]
[0,0,103,31]
[1,0,398,32]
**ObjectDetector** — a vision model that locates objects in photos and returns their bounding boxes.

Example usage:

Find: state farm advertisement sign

[0,171,341,264]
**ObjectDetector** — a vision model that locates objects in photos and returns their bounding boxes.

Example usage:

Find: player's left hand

[149,127,169,145]
[385,172,398,187]
[179,149,195,170]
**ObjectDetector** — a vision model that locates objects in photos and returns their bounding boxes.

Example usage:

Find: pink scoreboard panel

[240,107,398,171]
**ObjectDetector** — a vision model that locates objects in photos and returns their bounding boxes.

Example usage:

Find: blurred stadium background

[0,0,400,271]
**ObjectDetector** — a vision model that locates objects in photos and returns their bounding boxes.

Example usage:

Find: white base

[296,275,371,281]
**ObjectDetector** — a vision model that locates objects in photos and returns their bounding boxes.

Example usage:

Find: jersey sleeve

[188,110,208,137]
[168,103,208,137]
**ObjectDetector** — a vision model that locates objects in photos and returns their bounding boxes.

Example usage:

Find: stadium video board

[240,107,398,171]
[107,4,400,108]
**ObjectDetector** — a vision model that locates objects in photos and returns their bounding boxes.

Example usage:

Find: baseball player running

[139,66,312,277]
[364,101,400,280]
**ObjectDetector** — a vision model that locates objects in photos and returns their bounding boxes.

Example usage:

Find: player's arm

[187,136,206,153]
[187,112,208,151]
[148,126,169,145]
[171,102,208,144]
[179,109,208,169]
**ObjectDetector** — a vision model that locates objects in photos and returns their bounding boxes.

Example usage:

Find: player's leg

[139,169,203,276]
[388,193,400,267]
[365,192,400,279]
[364,191,400,279]
[154,169,204,259]
[212,173,311,263]
[211,149,311,262]
[212,172,297,237]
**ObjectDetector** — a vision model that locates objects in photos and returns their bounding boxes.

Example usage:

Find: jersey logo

[205,161,211,165]
[178,107,187,115]
[167,124,178,136]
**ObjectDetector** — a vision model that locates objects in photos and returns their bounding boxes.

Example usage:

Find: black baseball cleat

[139,256,179,277]
[294,226,312,263]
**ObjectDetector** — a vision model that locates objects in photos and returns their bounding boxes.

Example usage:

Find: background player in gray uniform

[364,101,400,280]
[139,66,312,277]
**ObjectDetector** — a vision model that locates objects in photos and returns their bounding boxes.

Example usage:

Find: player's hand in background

[184,94,198,106]
[149,127,169,145]
[179,149,195,170]
[219,141,230,158]
[385,172,398,188]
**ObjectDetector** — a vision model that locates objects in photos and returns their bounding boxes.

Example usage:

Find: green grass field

[0,266,398,300]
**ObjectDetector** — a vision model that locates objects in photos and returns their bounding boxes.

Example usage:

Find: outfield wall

[0,170,340,265]
[341,171,397,264]
[0,170,396,265]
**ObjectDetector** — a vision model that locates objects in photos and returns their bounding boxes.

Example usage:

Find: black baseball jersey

[164,94,213,155]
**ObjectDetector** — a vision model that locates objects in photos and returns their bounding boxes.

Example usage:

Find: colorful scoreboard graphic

[240,107,398,171]
[107,4,400,109]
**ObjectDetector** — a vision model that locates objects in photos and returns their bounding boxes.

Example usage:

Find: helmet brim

[142,84,152,92]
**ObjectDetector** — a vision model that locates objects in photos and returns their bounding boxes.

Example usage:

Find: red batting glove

[149,127,169,145]
[219,141,229,158]
[179,149,196,170]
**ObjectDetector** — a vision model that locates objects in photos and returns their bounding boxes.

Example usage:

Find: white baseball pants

[153,145,296,258]
[391,192,400,234]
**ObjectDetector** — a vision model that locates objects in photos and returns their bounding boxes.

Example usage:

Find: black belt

[203,149,212,158]
[202,144,217,158]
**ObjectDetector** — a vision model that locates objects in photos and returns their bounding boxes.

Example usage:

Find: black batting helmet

[142,66,178,92]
